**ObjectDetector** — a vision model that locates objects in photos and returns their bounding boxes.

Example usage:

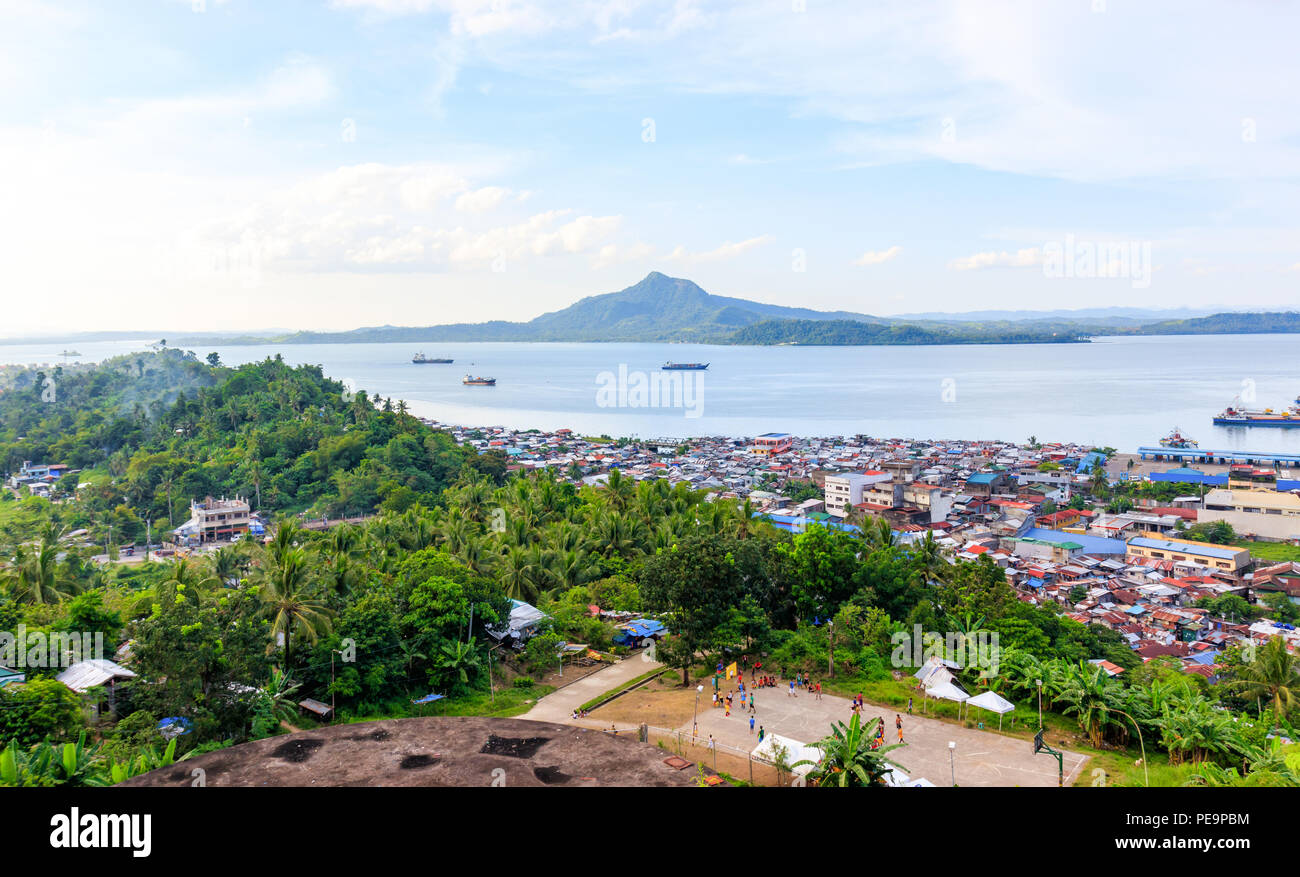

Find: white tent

[750,733,822,777]
[925,680,969,703]
[966,689,1016,730]
[922,679,970,719]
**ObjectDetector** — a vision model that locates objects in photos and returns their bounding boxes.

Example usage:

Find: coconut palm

[497,544,544,602]
[795,714,907,787]
[592,511,647,558]
[545,548,598,592]
[4,539,78,604]
[1226,637,1299,725]
[259,547,333,668]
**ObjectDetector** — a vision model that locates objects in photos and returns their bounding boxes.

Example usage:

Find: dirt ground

[590,678,702,727]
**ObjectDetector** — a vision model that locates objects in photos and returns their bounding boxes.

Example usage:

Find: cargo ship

[463,375,496,386]
[662,362,709,370]
[1158,427,1198,448]
[412,352,453,363]
[1213,397,1300,427]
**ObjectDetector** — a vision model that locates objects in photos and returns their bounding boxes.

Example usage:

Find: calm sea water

[3,335,1300,452]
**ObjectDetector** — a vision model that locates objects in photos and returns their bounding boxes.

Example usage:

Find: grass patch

[1233,540,1300,564]
[340,684,555,724]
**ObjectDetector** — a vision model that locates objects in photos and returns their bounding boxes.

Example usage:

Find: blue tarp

[158,717,192,738]
[412,693,446,705]
[614,618,667,644]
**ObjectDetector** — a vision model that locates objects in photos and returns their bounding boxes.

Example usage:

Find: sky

[2,0,1299,334]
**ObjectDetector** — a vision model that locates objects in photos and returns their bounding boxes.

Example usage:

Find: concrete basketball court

[688,685,1089,787]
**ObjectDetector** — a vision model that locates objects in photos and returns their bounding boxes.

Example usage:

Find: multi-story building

[1127,536,1251,573]
[172,496,251,545]
[749,433,794,458]
[823,470,890,516]
[1200,488,1300,542]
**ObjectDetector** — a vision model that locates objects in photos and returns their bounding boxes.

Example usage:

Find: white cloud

[853,245,901,266]
[590,241,654,269]
[455,186,511,212]
[667,234,773,264]
[949,248,1041,271]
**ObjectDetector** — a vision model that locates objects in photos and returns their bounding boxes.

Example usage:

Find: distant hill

[168,272,1300,348]
[727,319,1086,346]
[181,272,884,345]
[1114,311,1300,336]
[890,305,1231,324]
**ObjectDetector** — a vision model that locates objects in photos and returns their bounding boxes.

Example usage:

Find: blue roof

[620,619,666,637]
[1128,537,1241,560]
[1020,527,1129,556]
[967,472,999,484]
[1077,452,1107,473]
[1149,471,1226,486]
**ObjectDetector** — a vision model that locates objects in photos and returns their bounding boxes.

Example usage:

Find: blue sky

[3,0,1299,333]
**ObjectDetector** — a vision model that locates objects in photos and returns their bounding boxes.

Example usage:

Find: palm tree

[4,537,78,604]
[545,548,597,592]
[259,547,333,668]
[1056,661,1124,748]
[795,714,907,787]
[913,530,947,582]
[1227,637,1299,725]
[592,511,647,558]
[497,544,543,602]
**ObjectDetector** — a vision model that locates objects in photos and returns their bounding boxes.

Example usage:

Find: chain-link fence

[600,724,796,786]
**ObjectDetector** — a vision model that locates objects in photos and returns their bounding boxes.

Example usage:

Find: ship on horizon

[463,375,496,386]
[662,361,709,370]
[412,352,453,364]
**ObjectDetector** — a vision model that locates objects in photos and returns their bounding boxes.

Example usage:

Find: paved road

[690,684,1089,787]
[523,653,663,724]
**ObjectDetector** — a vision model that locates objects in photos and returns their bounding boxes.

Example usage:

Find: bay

[2,334,1299,453]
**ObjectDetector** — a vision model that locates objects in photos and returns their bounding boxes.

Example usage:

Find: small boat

[662,362,709,370]
[1158,427,1198,448]
[412,352,453,364]
[463,375,496,386]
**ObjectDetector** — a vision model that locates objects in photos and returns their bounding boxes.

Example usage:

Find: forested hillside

[0,352,491,547]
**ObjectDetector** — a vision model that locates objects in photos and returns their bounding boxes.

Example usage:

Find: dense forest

[0,351,497,549]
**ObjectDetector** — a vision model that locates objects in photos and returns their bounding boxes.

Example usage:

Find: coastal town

[429,419,1300,679]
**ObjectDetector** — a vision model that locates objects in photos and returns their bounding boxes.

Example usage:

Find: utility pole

[827,620,835,679]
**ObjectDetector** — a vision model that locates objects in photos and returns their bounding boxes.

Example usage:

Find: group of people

[785,672,822,699]
[712,687,757,718]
